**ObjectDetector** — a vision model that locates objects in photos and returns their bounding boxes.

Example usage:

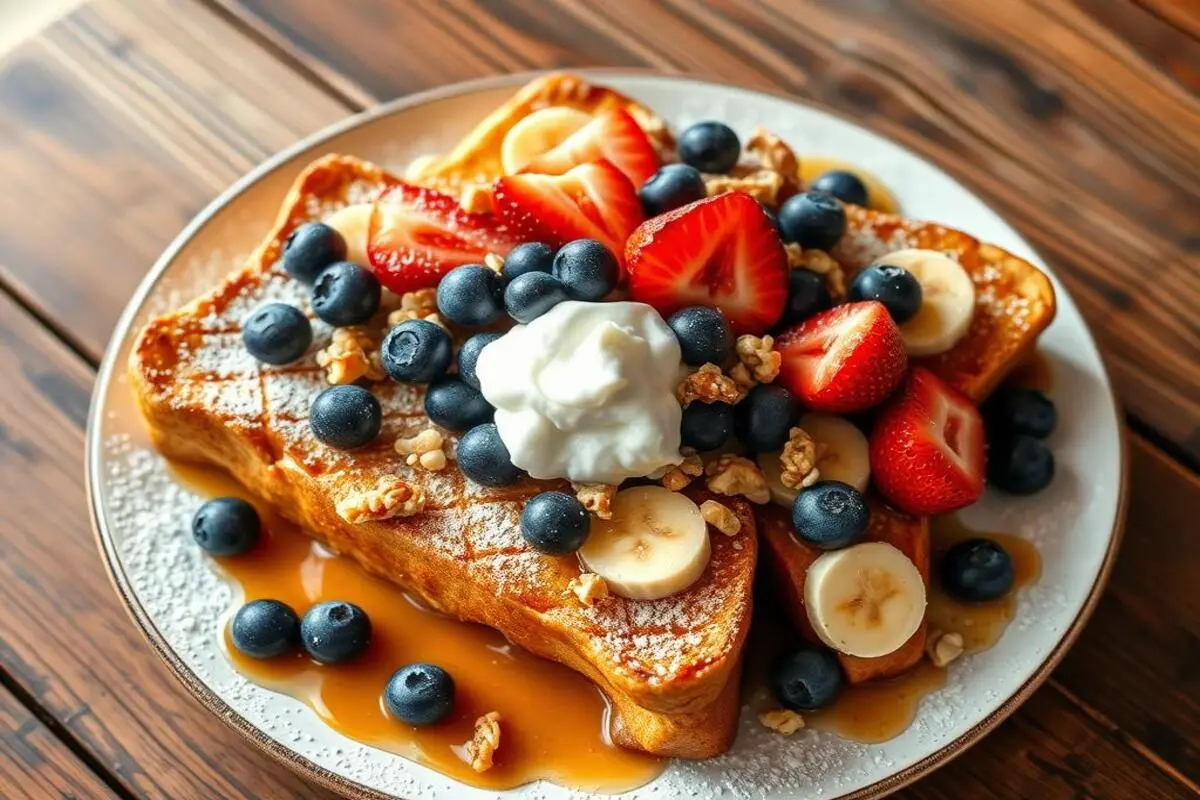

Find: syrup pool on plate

[798,156,900,214]
[170,462,663,793]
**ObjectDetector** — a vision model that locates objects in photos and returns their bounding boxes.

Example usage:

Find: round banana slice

[757,414,871,508]
[877,248,976,357]
[323,203,375,267]
[804,541,926,658]
[500,106,593,174]
[578,486,711,601]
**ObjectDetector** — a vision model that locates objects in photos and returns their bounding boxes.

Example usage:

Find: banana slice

[757,414,871,508]
[877,248,976,357]
[323,203,375,267]
[500,106,593,174]
[577,486,711,601]
[804,542,926,658]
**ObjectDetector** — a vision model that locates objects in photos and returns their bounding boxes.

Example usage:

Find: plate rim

[85,67,1130,800]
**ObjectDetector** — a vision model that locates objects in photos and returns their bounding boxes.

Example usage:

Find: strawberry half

[494,160,644,260]
[624,192,788,335]
[870,368,986,515]
[366,182,521,294]
[775,301,907,413]
[521,108,660,188]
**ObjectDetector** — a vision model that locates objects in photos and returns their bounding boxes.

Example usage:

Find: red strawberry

[521,108,660,188]
[870,368,986,515]
[624,192,788,335]
[775,301,907,412]
[366,182,521,294]
[494,160,644,260]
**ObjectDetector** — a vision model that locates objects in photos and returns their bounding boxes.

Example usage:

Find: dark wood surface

[0,0,1195,797]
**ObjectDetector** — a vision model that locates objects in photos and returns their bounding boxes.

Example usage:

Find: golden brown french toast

[129,153,755,758]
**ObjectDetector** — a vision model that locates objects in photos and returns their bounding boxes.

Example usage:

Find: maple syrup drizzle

[170,462,663,792]
[798,156,901,214]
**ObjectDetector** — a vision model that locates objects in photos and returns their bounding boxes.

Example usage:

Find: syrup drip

[798,156,901,214]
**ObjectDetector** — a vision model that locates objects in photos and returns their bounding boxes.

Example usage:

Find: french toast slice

[129,154,756,758]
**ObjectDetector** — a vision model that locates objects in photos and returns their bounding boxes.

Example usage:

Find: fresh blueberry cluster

[984,386,1057,496]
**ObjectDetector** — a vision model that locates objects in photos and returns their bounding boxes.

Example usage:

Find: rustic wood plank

[0,0,347,362]
[1132,0,1200,40]
[0,682,120,800]
[0,288,337,799]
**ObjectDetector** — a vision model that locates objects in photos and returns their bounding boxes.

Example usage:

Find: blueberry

[552,239,620,301]
[310,385,381,450]
[424,377,494,430]
[770,645,844,711]
[456,423,522,487]
[777,268,833,328]
[504,271,569,323]
[242,303,312,365]
[457,332,501,390]
[520,491,590,555]
[300,601,372,664]
[940,538,1014,602]
[985,387,1057,440]
[436,265,506,327]
[639,163,707,217]
[502,242,555,280]
[778,191,846,250]
[666,306,732,366]
[380,320,452,383]
[791,481,869,550]
[849,264,923,324]
[311,261,381,326]
[811,170,869,206]
[191,497,260,556]
[385,663,456,726]
[680,401,734,452]
[230,599,300,659]
[282,222,347,284]
[735,384,798,453]
[988,434,1054,495]
[677,121,741,174]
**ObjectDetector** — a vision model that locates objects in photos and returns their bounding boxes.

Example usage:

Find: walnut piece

[735,334,781,385]
[483,252,505,274]
[466,711,501,772]
[661,452,705,491]
[706,455,771,504]
[395,428,448,472]
[926,630,965,668]
[786,244,846,299]
[676,363,741,407]
[567,573,609,606]
[316,327,384,385]
[336,477,426,523]
[573,482,617,520]
[759,708,805,735]
[780,426,821,490]
[746,127,800,178]
[387,288,445,329]
[704,168,784,206]
[460,183,495,214]
[700,499,742,536]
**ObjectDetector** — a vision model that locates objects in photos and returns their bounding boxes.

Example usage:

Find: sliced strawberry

[624,192,788,335]
[521,108,660,188]
[775,301,907,412]
[366,182,521,294]
[494,160,643,259]
[870,368,986,515]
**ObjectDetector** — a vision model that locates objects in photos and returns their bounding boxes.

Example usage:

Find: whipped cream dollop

[475,301,684,484]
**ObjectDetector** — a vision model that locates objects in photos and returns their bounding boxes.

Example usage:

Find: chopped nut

[746,127,800,178]
[706,455,771,504]
[661,452,705,491]
[395,428,444,456]
[387,288,445,330]
[336,477,426,523]
[700,499,742,536]
[704,168,784,206]
[926,630,965,668]
[735,334,781,385]
[466,711,501,772]
[780,426,821,490]
[573,482,617,520]
[316,327,384,385]
[759,708,805,735]
[419,449,448,471]
[786,244,847,299]
[483,252,505,274]
[405,453,418,466]
[676,363,741,407]
[567,573,609,606]
[460,183,495,214]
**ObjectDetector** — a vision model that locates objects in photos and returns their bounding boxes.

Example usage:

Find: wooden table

[1,1,1196,797]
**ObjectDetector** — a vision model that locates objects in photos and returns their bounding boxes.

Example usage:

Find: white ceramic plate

[87,71,1126,800]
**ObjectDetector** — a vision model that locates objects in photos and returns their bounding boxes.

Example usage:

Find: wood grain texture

[0,288,338,799]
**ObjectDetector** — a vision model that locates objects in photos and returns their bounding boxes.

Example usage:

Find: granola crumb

[700,499,742,536]
[483,252,505,274]
[735,334,781,385]
[704,168,784,206]
[676,363,741,407]
[567,573,609,606]
[336,477,425,523]
[780,426,821,489]
[706,455,771,504]
[572,482,617,520]
[460,183,495,214]
[746,127,800,178]
[466,712,501,772]
[661,452,705,491]
[316,327,384,385]
[759,708,805,735]
[926,630,965,668]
